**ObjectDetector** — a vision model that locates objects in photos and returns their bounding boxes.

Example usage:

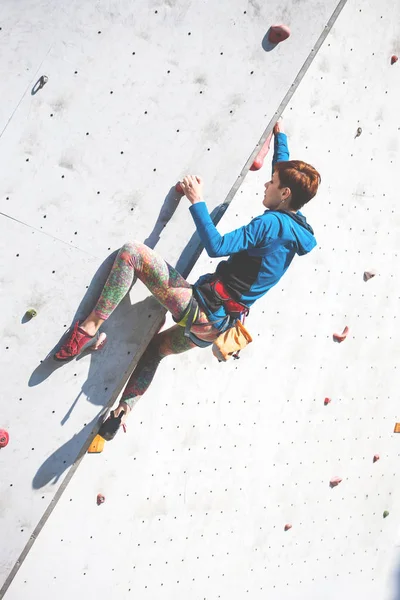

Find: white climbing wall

[1,0,400,598]
[0,0,338,589]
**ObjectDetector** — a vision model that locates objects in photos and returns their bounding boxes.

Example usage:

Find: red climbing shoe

[54,321,106,361]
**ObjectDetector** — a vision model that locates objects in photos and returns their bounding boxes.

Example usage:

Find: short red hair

[274,160,321,211]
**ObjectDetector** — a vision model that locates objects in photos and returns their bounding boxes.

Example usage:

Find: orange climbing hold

[268,25,291,45]
[394,423,400,433]
[391,55,398,65]
[333,326,349,343]
[330,476,342,488]
[88,436,105,454]
[250,132,273,171]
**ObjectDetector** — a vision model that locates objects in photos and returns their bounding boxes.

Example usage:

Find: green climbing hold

[25,308,37,319]
[383,510,389,518]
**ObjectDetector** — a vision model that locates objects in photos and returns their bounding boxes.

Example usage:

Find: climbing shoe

[54,321,106,361]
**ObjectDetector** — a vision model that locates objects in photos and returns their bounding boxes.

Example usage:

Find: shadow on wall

[261,29,281,53]
[28,186,184,391]
[176,204,224,278]
[30,185,216,488]
[28,248,119,389]
[392,560,400,600]
[32,418,98,489]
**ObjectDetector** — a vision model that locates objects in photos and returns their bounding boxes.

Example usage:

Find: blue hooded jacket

[189,133,317,309]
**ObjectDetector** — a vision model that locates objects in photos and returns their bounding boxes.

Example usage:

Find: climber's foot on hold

[54,321,107,361]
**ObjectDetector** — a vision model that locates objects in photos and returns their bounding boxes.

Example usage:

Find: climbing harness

[174,295,201,338]
[175,277,253,361]
[209,278,250,319]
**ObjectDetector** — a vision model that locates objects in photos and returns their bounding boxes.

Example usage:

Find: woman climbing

[55,120,321,425]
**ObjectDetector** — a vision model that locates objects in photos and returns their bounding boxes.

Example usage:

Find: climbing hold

[324,397,331,406]
[355,127,362,138]
[363,270,376,282]
[0,429,9,448]
[383,510,389,518]
[333,326,349,343]
[284,524,292,531]
[97,494,105,505]
[268,25,291,45]
[88,410,125,454]
[31,75,48,96]
[250,132,273,171]
[394,423,400,433]
[330,476,342,488]
[93,332,107,351]
[391,55,398,65]
[25,308,37,319]
[88,436,105,453]
[373,454,380,463]
[175,182,184,194]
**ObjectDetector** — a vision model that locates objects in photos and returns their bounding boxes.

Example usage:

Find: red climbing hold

[0,429,9,448]
[391,55,398,65]
[284,524,292,531]
[373,454,380,463]
[175,182,184,194]
[330,476,342,488]
[97,494,105,505]
[324,397,331,406]
[333,326,349,343]
[250,132,273,171]
[268,25,291,45]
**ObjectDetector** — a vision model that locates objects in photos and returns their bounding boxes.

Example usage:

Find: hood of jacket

[266,209,316,256]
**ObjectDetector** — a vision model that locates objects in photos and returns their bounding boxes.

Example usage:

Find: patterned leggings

[93,242,219,410]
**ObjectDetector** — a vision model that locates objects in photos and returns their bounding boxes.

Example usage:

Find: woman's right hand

[273,119,284,135]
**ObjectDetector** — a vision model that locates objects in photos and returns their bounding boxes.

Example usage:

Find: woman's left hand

[180,174,204,204]
[113,401,131,425]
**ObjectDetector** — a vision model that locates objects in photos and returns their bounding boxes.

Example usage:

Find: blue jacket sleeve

[189,202,277,258]
[272,132,290,173]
